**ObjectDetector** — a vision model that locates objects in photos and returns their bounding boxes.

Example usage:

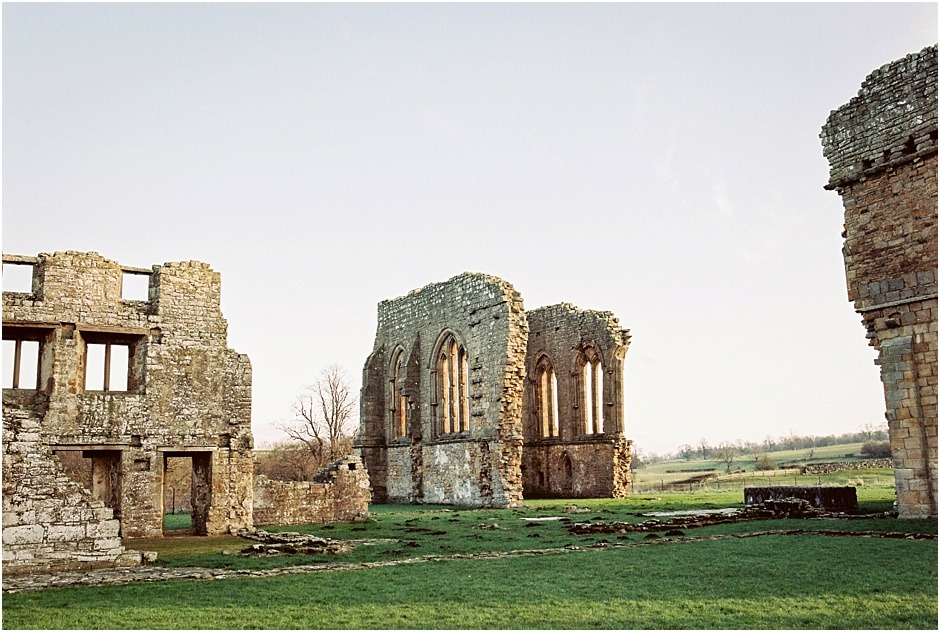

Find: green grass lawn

[163,512,192,531]
[4,491,937,629]
[4,535,935,629]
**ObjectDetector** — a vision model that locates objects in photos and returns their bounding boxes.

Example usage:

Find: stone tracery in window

[579,345,603,435]
[534,354,559,438]
[389,347,407,439]
[436,333,469,435]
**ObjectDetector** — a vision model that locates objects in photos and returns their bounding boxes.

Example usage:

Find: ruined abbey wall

[3,251,254,573]
[357,273,633,507]
[821,45,938,518]
[522,304,632,498]
[358,273,528,507]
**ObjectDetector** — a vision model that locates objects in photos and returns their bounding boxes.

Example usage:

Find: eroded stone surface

[253,455,370,526]
[3,251,253,573]
[356,273,633,507]
[821,45,938,518]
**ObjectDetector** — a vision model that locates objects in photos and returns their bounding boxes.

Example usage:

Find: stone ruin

[3,251,371,574]
[821,44,938,518]
[356,272,632,508]
[2,251,255,572]
[253,455,370,526]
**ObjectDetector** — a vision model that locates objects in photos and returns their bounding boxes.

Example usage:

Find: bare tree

[698,437,711,460]
[277,364,357,470]
[717,442,737,474]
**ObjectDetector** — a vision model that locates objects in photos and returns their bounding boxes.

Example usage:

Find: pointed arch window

[580,345,604,435]
[389,348,407,439]
[436,333,469,435]
[534,355,559,438]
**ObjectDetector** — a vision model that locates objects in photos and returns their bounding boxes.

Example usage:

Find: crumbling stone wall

[252,456,370,526]
[356,273,634,507]
[744,487,859,513]
[3,251,254,573]
[821,45,938,518]
[522,304,632,498]
[801,459,893,475]
[357,273,528,507]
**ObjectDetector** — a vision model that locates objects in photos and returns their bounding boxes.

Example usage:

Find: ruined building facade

[356,273,631,507]
[821,45,938,518]
[3,251,254,571]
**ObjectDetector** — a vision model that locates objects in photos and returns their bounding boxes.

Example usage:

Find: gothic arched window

[534,355,559,438]
[579,345,603,435]
[436,333,469,435]
[389,348,407,439]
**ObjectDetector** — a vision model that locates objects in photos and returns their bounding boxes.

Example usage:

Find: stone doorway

[161,451,212,536]
[54,448,123,526]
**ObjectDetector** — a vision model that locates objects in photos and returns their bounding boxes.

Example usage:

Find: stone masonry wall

[253,456,370,526]
[357,275,635,506]
[3,251,253,572]
[821,45,938,518]
[522,304,632,498]
[357,273,528,508]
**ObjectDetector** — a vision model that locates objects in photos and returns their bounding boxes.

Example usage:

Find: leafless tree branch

[276,364,357,470]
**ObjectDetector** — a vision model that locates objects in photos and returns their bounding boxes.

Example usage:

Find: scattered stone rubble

[567,498,855,535]
[234,528,352,556]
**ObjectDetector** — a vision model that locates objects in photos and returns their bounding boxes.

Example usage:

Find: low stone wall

[252,455,370,526]
[744,486,859,513]
[801,459,893,474]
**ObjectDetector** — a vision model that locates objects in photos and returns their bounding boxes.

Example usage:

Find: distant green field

[632,442,892,493]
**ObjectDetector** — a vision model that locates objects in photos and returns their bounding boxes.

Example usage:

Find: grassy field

[4,486,937,629]
[632,442,893,492]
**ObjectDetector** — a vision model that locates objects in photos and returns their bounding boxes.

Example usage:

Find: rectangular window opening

[2,262,35,294]
[84,341,131,392]
[3,334,42,390]
[121,271,151,301]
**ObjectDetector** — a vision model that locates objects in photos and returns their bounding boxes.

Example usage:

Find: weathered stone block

[3,524,44,545]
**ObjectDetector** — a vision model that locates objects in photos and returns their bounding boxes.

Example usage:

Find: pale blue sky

[3,3,937,454]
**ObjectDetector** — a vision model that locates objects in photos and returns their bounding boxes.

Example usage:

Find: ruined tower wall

[522,304,632,498]
[3,252,254,569]
[821,45,938,518]
[357,273,528,508]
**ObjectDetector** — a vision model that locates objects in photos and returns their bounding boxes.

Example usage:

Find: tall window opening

[2,326,51,390]
[580,346,603,435]
[437,333,469,435]
[85,343,130,391]
[390,349,407,439]
[535,356,559,438]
